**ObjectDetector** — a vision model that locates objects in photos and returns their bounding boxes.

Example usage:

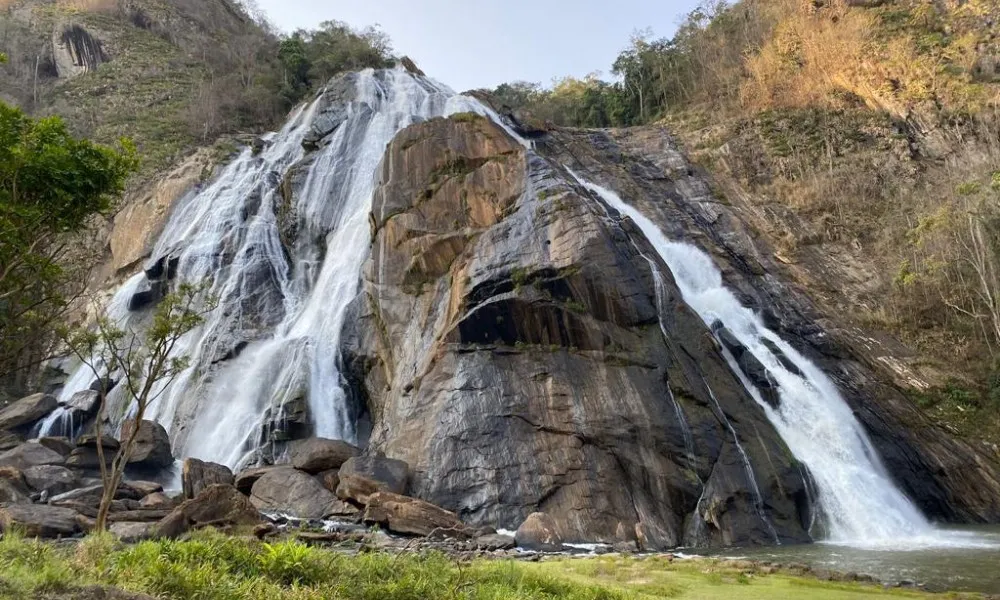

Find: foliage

[0,102,137,394]
[62,282,211,530]
[0,531,950,600]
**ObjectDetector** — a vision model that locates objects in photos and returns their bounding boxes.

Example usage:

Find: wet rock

[0,441,66,470]
[363,491,471,538]
[127,280,167,312]
[336,456,409,504]
[38,437,75,456]
[515,512,563,551]
[120,420,173,470]
[0,393,57,431]
[288,437,360,474]
[182,458,234,499]
[264,395,311,442]
[399,56,425,77]
[157,484,260,538]
[474,533,516,550]
[249,467,338,519]
[23,465,78,496]
[0,504,80,537]
[109,521,156,542]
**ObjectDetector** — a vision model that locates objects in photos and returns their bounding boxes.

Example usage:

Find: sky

[254,0,702,92]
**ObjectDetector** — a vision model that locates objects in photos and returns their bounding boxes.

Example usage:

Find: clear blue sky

[254,0,702,92]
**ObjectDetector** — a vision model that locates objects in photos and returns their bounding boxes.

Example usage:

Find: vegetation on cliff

[493,0,1000,441]
[0,529,959,599]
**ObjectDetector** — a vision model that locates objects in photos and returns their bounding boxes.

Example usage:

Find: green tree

[0,103,138,392]
[64,283,211,531]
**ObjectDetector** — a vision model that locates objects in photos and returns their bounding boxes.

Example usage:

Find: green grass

[0,529,979,600]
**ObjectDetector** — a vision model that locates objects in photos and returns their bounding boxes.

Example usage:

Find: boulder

[157,484,260,538]
[335,456,409,504]
[139,492,177,510]
[120,420,173,469]
[323,499,361,520]
[474,533,516,550]
[49,482,145,506]
[65,390,101,416]
[288,438,360,474]
[249,467,338,519]
[0,477,31,504]
[38,437,75,456]
[182,458,233,499]
[514,512,563,551]
[0,430,23,451]
[0,393,57,430]
[0,504,80,537]
[363,492,470,538]
[128,480,164,496]
[66,446,115,470]
[77,434,120,451]
[110,521,157,542]
[0,441,66,470]
[317,469,339,494]
[22,465,78,496]
[234,465,284,495]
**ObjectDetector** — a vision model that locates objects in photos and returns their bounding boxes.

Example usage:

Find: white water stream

[574,176,999,550]
[54,67,517,468]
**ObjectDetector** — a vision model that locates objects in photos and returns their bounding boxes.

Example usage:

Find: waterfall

[56,67,510,469]
[574,176,937,546]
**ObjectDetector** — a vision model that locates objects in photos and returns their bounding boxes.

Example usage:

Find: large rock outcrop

[538,126,1000,524]
[353,113,814,548]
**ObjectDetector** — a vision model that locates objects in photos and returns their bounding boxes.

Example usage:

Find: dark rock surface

[0,503,80,537]
[121,420,173,469]
[515,512,563,552]
[182,458,234,499]
[335,456,409,503]
[157,484,260,538]
[0,441,66,470]
[249,467,338,519]
[288,437,360,474]
[363,491,470,538]
[0,393,57,431]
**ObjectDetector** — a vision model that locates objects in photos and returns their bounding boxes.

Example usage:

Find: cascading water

[56,67,519,469]
[573,176,947,547]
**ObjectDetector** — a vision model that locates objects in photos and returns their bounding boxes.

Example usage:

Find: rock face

[354,113,813,548]
[182,458,234,500]
[0,393,57,431]
[121,420,173,470]
[288,438,359,474]
[540,126,1000,525]
[249,467,337,519]
[0,441,66,470]
[22,465,78,496]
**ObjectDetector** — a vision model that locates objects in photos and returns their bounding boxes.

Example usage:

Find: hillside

[490,0,1000,442]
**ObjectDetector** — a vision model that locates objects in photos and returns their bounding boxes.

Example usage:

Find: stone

[77,434,120,451]
[0,393,57,430]
[0,430,23,451]
[323,499,361,520]
[49,482,145,506]
[335,456,409,504]
[110,521,157,542]
[0,477,31,504]
[317,469,339,494]
[515,512,563,552]
[38,437,75,456]
[474,533,516,551]
[363,491,470,538]
[181,458,234,500]
[120,420,173,469]
[234,465,284,495]
[249,467,338,519]
[128,480,164,496]
[65,390,101,416]
[157,484,260,538]
[0,441,66,470]
[66,446,115,470]
[22,465,78,496]
[0,504,80,537]
[139,492,177,510]
[288,438,360,474]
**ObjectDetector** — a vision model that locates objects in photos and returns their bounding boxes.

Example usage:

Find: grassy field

[0,529,980,600]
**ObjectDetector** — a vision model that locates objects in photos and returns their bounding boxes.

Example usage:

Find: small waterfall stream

[56,67,515,469]
[575,176,937,546]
